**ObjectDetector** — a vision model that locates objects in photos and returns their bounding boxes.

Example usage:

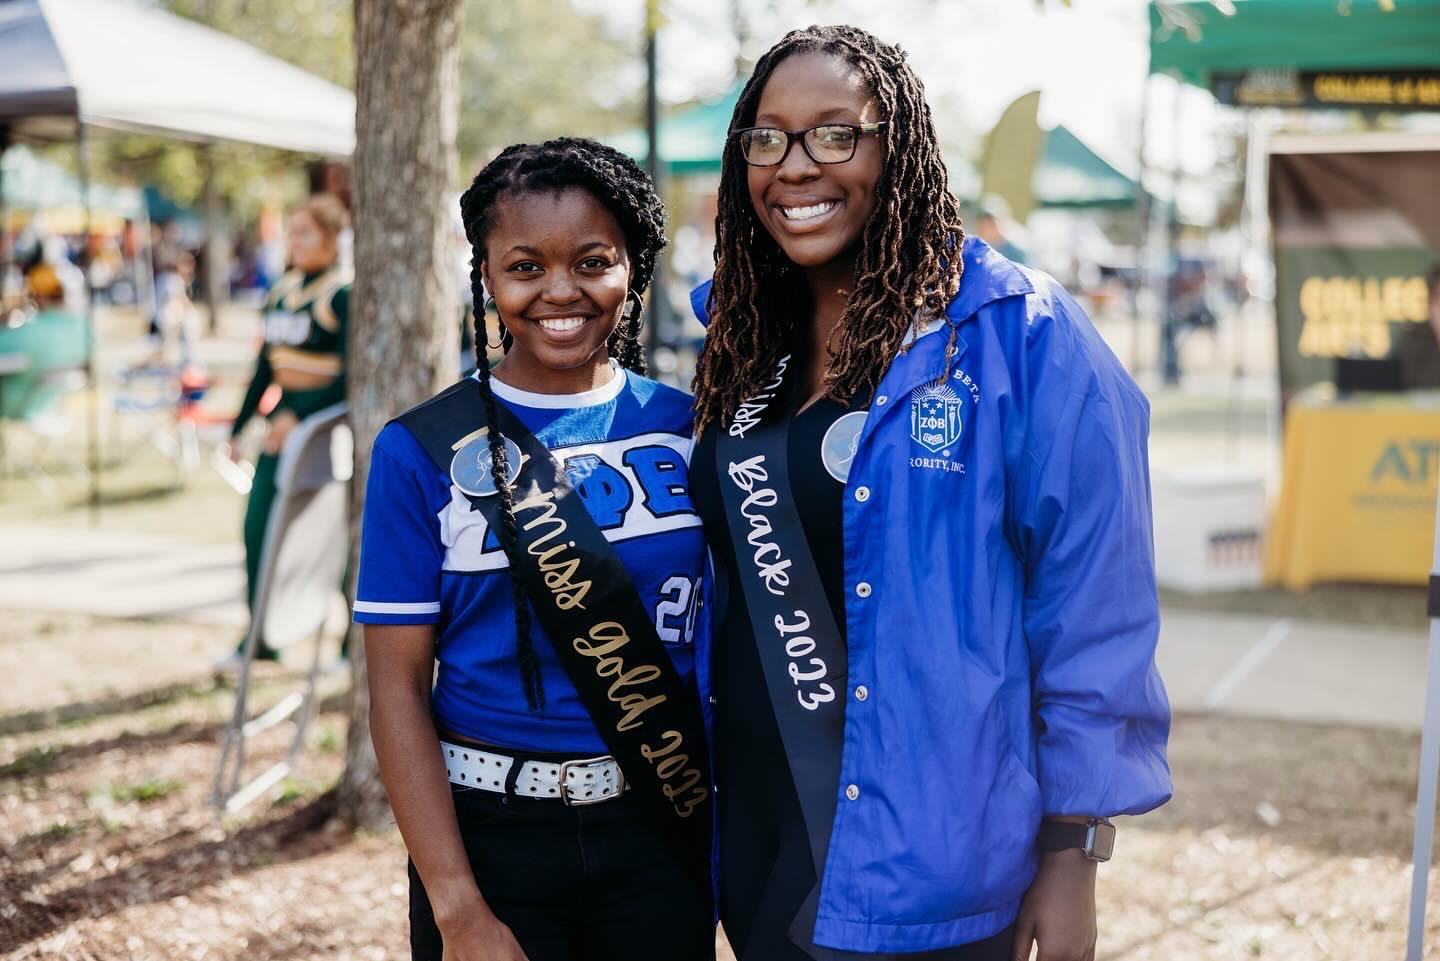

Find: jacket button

[846,784,860,801]
[854,685,868,702]
[855,582,872,598]
[876,395,888,406]
[855,486,870,503]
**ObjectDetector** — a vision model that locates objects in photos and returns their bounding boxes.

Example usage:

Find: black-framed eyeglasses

[733,122,887,167]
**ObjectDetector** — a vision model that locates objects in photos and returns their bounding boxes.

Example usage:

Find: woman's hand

[1011,847,1097,961]
[438,907,530,961]
[261,409,300,455]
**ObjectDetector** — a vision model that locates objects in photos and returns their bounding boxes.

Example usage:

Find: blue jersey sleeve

[353,423,446,625]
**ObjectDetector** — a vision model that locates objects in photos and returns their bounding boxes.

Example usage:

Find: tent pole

[77,122,101,525]
[1408,491,1440,961]
[1131,71,1153,376]
[642,0,667,360]
[202,142,224,335]
[1159,76,1183,386]
[0,123,10,309]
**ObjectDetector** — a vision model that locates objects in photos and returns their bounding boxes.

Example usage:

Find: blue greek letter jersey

[353,367,709,754]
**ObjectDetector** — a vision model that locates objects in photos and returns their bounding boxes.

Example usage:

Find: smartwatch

[1037,817,1115,862]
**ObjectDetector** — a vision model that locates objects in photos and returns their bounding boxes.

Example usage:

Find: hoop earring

[482,298,506,351]
[622,289,643,321]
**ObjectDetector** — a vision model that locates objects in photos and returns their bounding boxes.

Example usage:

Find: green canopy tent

[1143,0,1440,382]
[610,85,1136,210]
[607,84,743,177]
[1032,125,1136,210]
[1147,7,1440,960]
[1151,0,1440,90]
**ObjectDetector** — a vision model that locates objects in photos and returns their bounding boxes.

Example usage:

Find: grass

[273,776,331,807]
[89,777,185,805]
[31,818,87,842]
[312,725,342,755]
[0,303,253,545]
[0,745,60,779]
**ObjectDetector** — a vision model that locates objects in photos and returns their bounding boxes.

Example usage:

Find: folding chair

[210,402,351,813]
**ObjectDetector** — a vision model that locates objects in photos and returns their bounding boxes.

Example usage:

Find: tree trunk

[338,0,462,829]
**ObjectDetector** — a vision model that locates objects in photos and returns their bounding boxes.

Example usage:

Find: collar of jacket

[878,236,1036,395]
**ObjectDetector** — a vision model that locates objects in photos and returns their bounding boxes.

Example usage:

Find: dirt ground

[0,289,1433,959]
[0,610,1435,961]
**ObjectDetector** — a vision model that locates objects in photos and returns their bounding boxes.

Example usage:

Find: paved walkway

[1158,607,1427,731]
[0,522,1432,731]
[0,524,247,627]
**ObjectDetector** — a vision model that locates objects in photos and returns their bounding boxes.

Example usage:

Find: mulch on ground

[4,693,1438,960]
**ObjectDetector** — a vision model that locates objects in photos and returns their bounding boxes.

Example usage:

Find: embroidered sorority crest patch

[450,434,523,498]
[909,384,964,453]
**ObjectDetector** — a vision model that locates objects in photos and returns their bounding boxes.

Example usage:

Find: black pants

[409,785,714,961]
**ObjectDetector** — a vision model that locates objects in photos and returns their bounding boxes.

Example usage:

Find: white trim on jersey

[352,600,443,615]
[479,361,626,410]
[440,430,700,574]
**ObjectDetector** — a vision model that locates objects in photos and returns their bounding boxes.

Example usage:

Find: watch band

[1037,818,1115,862]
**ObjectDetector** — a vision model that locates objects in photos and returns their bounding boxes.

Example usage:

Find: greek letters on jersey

[352,366,710,755]
[440,430,699,573]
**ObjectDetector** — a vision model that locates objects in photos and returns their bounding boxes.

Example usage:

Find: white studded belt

[439,739,626,806]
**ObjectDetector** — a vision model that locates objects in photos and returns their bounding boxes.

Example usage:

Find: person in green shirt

[222,194,350,664]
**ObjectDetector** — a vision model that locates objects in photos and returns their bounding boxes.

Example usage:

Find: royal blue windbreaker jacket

[689,237,1172,953]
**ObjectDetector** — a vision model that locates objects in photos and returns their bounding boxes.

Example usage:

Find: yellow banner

[1266,392,1440,588]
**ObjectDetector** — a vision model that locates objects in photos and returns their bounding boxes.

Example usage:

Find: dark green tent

[1032,125,1136,210]
[1151,0,1440,87]
[606,84,743,177]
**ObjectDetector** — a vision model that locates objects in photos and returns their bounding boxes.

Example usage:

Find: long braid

[458,138,666,711]
[467,256,545,711]
[693,25,965,434]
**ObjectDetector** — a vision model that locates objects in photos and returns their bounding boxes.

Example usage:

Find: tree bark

[339,0,462,829]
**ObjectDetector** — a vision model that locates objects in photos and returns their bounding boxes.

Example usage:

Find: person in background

[974,194,1028,265]
[25,234,86,311]
[217,193,351,668]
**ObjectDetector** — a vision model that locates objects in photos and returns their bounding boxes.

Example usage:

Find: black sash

[713,356,851,955]
[396,379,713,897]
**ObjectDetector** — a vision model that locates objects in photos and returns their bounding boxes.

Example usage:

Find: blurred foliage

[457,0,641,169]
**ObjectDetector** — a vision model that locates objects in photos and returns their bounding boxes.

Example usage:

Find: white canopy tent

[0,0,354,154]
[0,0,355,519]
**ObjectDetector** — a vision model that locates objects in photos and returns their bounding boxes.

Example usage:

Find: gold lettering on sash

[514,490,593,610]
[445,409,711,826]
[571,623,710,817]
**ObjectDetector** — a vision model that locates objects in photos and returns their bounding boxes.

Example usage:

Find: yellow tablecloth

[1265,388,1440,589]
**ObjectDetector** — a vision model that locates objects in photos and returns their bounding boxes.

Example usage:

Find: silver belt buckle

[558,754,623,806]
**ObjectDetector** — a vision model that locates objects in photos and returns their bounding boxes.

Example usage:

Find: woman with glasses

[687,25,1171,961]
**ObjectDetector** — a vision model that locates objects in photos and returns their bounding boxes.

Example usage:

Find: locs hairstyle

[691,24,966,434]
[457,137,666,711]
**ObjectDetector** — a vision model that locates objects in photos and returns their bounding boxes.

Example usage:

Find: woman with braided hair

[354,138,715,961]
[687,25,1171,961]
